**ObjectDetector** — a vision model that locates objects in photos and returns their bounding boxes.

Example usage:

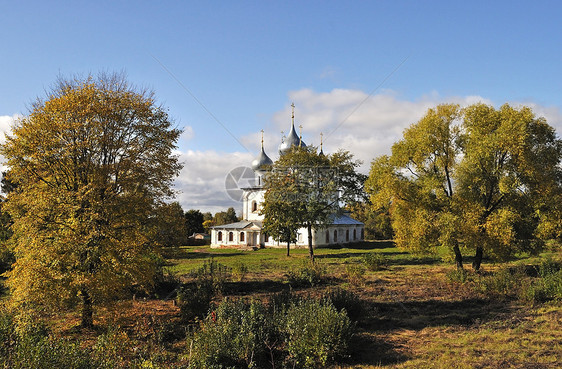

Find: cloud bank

[2,92,562,214]
[173,89,562,213]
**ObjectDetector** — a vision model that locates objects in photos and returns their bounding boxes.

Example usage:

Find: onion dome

[279,103,306,155]
[251,130,273,172]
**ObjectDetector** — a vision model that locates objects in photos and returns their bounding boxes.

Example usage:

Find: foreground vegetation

[1,240,561,368]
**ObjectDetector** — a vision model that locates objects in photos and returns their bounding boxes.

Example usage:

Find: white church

[210,105,364,249]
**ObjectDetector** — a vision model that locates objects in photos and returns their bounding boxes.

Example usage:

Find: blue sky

[1,1,562,212]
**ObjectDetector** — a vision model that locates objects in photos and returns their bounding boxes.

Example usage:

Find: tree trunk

[453,243,463,270]
[472,246,483,271]
[307,223,314,263]
[80,289,94,329]
[287,240,290,257]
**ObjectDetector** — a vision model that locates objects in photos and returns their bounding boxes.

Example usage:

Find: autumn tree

[263,146,364,261]
[0,73,182,328]
[185,209,205,236]
[152,201,188,247]
[261,180,301,257]
[366,103,562,270]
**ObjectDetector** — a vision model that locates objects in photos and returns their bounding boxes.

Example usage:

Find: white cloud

[0,114,19,145]
[171,90,562,213]
[173,149,254,214]
[267,89,494,172]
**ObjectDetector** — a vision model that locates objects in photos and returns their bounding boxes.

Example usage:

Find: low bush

[446,267,471,284]
[178,259,232,322]
[286,261,326,288]
[190,259,231,295]
[345,264,366,286]
[188,296,355,369]
[283,298,354,369]
[0,311,110,369]
[232,262,249,282]
[177,282,215,323]
[323,287,363,321]
[188,299,274,369]
[362,252,388,271]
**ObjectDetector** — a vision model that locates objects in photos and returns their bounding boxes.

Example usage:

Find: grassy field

[2,241,561,368]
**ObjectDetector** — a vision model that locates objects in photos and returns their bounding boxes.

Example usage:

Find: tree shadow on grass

[225,280,289,296]
[342,332,410,367]
[363,297,515,332]
[161,247,245,260]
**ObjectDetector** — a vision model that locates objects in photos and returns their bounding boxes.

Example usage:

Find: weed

[362,252,388,271]
[446,267,471,284]
[232,262,249,282]
[345,264,366,286]
[286,261,326,287]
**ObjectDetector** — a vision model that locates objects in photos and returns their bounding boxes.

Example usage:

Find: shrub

[232,262,249,282]
[286,261,326,288]
[0,311,108,369]
[323,288,363,321]
[474,266,525,296]
[283,299,354,369]
[362,252,388,271]
[446,268,471,284]
[177,282,215,323]
[345,264,366,286]
[522,269,562,303]
[188,299,273,369]
[178,259,232,322]
[190,259,231,295]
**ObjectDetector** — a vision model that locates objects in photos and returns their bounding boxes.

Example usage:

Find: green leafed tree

[0,73,182,327]
[185,209,205,236]
[262,146,365,261]
[151,201,188,247]
[366,103,562,270]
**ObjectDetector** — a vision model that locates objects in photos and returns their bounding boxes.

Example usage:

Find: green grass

[163,240,438,278]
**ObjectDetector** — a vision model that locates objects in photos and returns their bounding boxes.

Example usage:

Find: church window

[346,229,350,242]
[229,232,234,242]
[353,229,357,240]
[218,231,222,241]
[240,232,245,242]
[252,201,258,213]
[334,230,338,242]
[298,233,302,242]
[325,231,329,243]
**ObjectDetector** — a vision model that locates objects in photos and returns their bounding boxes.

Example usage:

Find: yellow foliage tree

[367,103,562,270]
[0,73,182,328]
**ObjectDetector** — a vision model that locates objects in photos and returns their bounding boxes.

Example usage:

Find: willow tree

[367,103,562,270]
[0,74,182,328]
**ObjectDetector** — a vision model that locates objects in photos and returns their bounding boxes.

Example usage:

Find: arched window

[229,232,234,242]
[353,229,357,240]
[325,231,330,243]
[346,229,350,242]
[334,230,338,242]
[240,232,245,242]
[218,231,222,241]
[252,201,258,213]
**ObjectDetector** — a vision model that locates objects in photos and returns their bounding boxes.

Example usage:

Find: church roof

[331,213,364,225]
[251,146,273,172]
[279,103,306,155]
[212,220,263,230]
